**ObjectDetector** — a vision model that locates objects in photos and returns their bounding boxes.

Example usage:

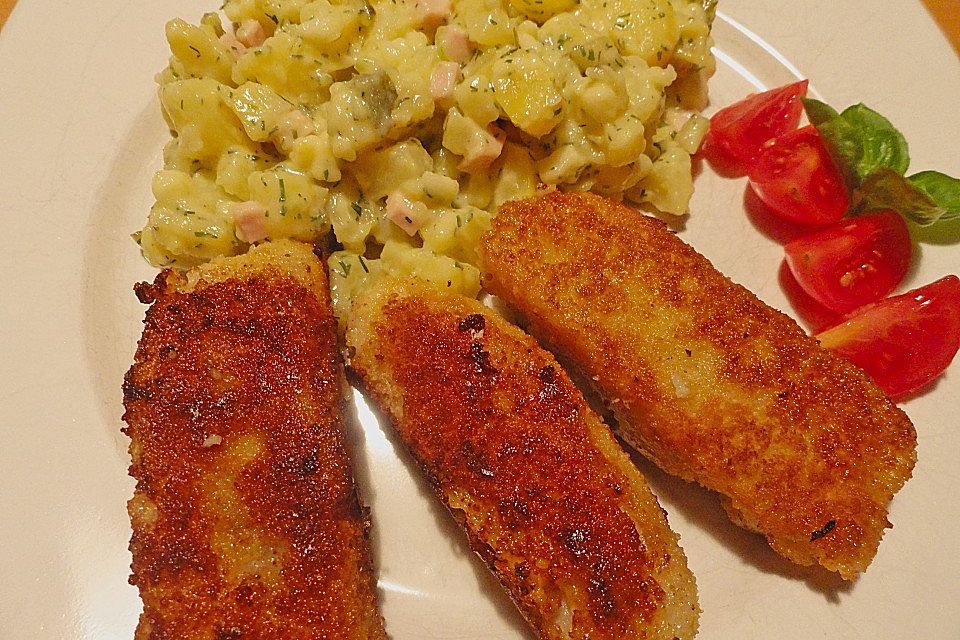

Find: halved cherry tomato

[816,275,960,399]
[785,210,912,313]
[707,79,808,167]
[748,125,849,225]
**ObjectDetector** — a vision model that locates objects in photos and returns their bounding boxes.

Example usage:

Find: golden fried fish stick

[478,191,917,580]
[347,279,699,640]
[122,240,385,640]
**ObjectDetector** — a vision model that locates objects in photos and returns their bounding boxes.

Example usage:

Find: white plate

[1,1,958,638]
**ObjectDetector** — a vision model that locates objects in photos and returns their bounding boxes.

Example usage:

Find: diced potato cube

[215,147,275,199]
[224,82,290,142]
[421,205,491,265]
[246,166,329,239]
[491,142,539,206]
[297,0,364,52]
[628,141,692,215]
[455,0,517,47]
[288,130,342,183]
[140,169,240,268]
[584,0,680,65]
[352,139,433,201]
[159,79,251,171]
[165,18,234,86]
[492,49,563,137]
[599,114,647,167]
[442,108,505,174]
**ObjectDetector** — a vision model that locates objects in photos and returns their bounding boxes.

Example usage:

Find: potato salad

[137,0,715,319]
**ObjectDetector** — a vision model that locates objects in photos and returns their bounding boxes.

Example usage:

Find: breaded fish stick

[478,191,917,580]
[347,279,699,640]
[122,240,385,639]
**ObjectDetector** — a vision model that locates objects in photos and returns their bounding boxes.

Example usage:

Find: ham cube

[232,200,269,244]
[430,61,462,110]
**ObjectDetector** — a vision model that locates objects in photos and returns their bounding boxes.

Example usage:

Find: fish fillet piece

[347,278,699,640]
[122,240,385,639]
[478,191,917,580]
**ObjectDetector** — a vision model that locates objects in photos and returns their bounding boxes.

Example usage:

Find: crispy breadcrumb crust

[347,279,699,640]
[123,240,385,639]
[478,191,917,580]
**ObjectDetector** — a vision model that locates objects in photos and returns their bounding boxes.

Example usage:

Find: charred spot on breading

[539,364,557,384]
[458,313,486,333]
[810,520,838,542]
[467,341,499,376]
[216,627,243,640]
[300,449,320,476]
[134,275,167,304]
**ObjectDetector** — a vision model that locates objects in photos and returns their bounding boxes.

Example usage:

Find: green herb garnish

[804,98,960,226]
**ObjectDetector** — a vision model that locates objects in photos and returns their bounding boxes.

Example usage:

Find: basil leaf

[857,168,946,226]
[819,120,865,189]
[803,99,910,187]
[802,97,958,227]
[803,98,863,189]
[908,171,960,220]
[840,104,910,177]
[801,97,839,126]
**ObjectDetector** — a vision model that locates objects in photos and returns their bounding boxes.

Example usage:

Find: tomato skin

[748,125,850,225]
[707,79,808,167]
[784,210,912,313]
[816,275,960,399]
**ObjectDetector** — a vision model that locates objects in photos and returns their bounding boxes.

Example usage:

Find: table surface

[1,0,959,52]
[923,0,960,54]
[0,0,11,29]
